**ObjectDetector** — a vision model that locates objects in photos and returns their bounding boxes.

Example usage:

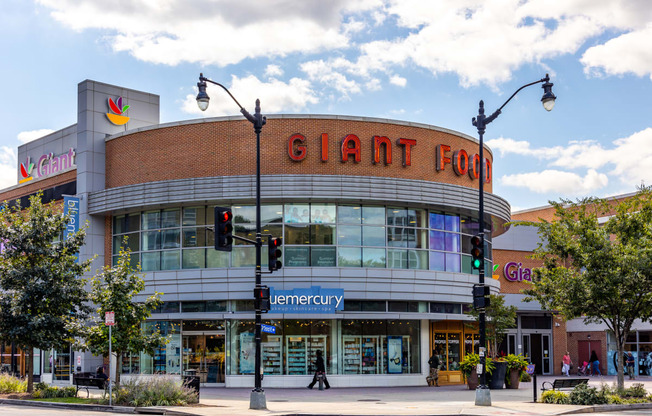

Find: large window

[112,204,491,273]
[227,319,419,376]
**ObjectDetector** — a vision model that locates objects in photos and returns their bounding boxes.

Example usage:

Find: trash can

[183,374,200,398]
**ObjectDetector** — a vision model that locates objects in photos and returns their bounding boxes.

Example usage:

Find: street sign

[105,311,115,326]
[261,324,276,334]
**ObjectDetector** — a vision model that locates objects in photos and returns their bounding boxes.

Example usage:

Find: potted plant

[460,353,480,390]
[460,354,495,390]
[504,354,528,389]
[487,357,507,389]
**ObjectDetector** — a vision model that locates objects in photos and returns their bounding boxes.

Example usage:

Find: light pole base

[249,390,267,410]
[475,386,492,406]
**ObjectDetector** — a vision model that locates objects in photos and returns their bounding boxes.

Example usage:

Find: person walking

[626,352,636,379]
[427,351,440,387]
[307,350,330,389]
[589,350,601,376]
[562,351,572,376]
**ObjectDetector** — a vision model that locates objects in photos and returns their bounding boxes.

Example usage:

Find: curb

[555,402,652,415]
[0,398,197,415]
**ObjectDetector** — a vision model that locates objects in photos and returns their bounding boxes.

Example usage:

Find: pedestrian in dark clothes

[307,350,330,389]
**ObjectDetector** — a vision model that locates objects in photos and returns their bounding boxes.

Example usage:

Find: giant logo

[106,96,130,125]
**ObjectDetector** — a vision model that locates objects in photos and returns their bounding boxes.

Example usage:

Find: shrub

[520,371,531,382]
[109,377,198,407]
[32,385,77,399]
[0,374,27,394]
[624,383,647,398]
[541,390,570,404]
[568,383,608,405]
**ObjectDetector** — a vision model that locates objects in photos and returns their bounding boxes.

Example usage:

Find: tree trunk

[26,347,33,393]
[615,327,625,391]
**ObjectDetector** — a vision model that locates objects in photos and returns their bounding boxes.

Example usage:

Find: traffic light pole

[471,75,556,407]
[250,99,266,409]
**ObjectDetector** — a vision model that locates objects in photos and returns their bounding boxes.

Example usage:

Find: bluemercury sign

[504,262,532,282]
[270,286,344,314]
[19,148,76,184]
[64,195,80,262]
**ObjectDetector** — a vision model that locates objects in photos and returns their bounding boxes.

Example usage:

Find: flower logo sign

[19,158,34,183]
[106,96,130,125]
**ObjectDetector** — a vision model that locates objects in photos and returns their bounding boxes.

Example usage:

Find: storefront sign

[287,133,491,183]
[504,262,532,282]
[19,148,76,183]
[270,286,344,314]
[64,195,80,262]
[106,96,130,125]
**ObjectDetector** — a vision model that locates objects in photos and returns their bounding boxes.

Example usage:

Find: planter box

[488,361,507,389]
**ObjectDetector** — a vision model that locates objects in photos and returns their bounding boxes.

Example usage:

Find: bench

[73,374,107,397]
[541,378,589,391]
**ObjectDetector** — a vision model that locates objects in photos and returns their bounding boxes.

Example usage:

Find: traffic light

[268,237,283,271]
[254,286,271,312]
[214,206,233,251]
[473,284,491,309]
[470,234,484,270]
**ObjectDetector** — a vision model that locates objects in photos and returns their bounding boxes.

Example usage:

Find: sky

[1,0,651,212]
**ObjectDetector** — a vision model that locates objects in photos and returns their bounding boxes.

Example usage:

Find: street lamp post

[472,74,555,407]
[196,73,268,410]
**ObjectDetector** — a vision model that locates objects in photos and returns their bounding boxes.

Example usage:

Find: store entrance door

[183,333,225,383]
[522,334,551,375]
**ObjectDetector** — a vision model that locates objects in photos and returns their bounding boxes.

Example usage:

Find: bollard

[533,373,537,403]
[318,373,324,390]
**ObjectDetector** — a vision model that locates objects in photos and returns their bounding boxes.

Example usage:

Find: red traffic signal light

[268,237,283,272]
[214,206,233,251]
[254,286,271,312]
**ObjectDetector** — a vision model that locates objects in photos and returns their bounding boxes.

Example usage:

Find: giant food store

[1,79,577,388]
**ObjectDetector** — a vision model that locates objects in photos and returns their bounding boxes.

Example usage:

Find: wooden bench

[73,374,107,397]
[541,378,589,391]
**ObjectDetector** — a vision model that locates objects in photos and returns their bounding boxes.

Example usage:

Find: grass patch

[31,397,99,404]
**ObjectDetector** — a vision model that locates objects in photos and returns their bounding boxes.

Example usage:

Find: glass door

[183,333,225,383]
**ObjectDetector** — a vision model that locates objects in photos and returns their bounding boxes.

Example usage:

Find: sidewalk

[157,375,652,416]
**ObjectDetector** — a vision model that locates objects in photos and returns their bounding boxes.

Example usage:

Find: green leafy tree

[521,189,652,390]
[467,294,517,356]
[81,245,166,387]
[0,194,92,393]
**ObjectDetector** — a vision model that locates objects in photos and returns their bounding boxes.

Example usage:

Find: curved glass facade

[112,203,492,274]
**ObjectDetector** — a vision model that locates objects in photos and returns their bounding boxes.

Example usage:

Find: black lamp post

[196,73,268,410]
[472,74,555,406]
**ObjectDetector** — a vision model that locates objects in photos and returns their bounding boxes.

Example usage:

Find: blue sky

[1,0,651,212]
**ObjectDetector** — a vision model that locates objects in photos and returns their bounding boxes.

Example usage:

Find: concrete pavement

[157,375,652,416]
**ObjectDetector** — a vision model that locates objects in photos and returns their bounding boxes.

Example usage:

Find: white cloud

[17,129,54,144]
[301,60,361,98]
[35,0,652,97]
[0,146,17,189]
[264,65,283,78]
[501,169,608,194]
[182,74,318,116]
[581,25,652,80]
[389,75,407,87]
[36,0,369,67]
[488,129,652,187]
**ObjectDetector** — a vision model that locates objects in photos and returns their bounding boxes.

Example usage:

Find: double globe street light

[473,74,555,406]
[196,74,268,410]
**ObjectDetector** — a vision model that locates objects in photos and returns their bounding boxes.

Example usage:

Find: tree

[0,194,92,392]
[521,189,652,391]
[81,245,167,387]
[467,294,517,357]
